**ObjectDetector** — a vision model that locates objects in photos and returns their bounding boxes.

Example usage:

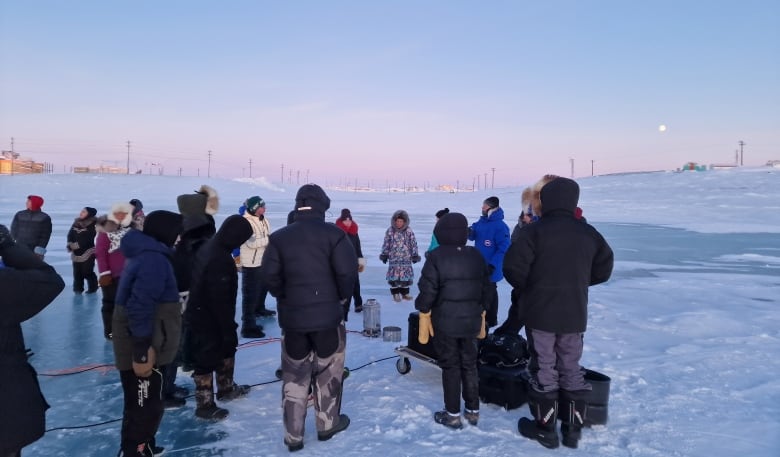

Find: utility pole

[249,159,253,178]
[484,172,488,190]
[207,150,212,178]
[296,170,300,185]
[126,140,131,174]
[570,158,575,178]
[738,140,745,166]
[306,169,309,182]
[281,164,284,183]
[491,167,495,189]
[591,160,594,177]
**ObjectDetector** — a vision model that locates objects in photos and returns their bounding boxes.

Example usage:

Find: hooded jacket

[503,177,614,334]
[261,184,357,333]
[468,206,511,282]
[186,215,252,370]
[113,229,180,369]
[415,213,493,338]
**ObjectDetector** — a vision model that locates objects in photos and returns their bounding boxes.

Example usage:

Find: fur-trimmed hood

[531,174,559,217]
[521,187,533,215]
[177,184,220,232]
[390,209,410,230]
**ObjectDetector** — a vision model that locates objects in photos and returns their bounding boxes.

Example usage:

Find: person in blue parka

[468,196,510,328]
[113,210,183,457]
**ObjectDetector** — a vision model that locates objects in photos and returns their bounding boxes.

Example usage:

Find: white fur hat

[108,202,135,227]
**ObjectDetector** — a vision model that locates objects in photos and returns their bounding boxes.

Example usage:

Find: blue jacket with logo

[468,207,511,283]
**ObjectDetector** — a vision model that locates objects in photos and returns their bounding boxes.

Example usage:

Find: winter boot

[241,300,265,336]
[102,309,114,340]
[317,414,351,441]
[401,288,413,301]
[434,410,463,430]
[560,389,589,449]
[148,437,165,456]
[216,357,251,401]
[464,409,479,426]
[255,306,277,317]
[194,373,229,420]
[518,390,559,449]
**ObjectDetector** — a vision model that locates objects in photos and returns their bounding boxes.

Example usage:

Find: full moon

[659,124,667,132]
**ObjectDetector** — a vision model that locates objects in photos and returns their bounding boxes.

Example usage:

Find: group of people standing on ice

[1,173,612,455]
[412,174,613,451]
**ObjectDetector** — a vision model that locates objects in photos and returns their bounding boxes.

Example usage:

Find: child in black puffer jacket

[415,212,493,430]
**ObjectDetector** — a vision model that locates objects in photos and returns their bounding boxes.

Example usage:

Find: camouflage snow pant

[281,322,346,445]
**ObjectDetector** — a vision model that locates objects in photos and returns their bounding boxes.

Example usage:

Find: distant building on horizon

[0,151,46,174]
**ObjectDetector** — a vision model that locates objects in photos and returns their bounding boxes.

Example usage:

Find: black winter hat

[245,196,265,215]
[215,214,253,251]
[295,184,331,213]
[340,208,352,220]
[143,210,183,248]
[484,196,500,209]
[435,207,450,219]
[540,177,580,215]
[130,199,143,211]
[433,212,469,247]
[84,207,97,218]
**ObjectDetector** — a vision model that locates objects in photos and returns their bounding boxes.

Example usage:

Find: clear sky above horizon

[1,0,778,187]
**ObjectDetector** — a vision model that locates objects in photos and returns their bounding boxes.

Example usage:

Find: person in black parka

[10,195,52,258]
[503,177,613,449]
[186,215,253,421]
[415,212,493,430]
[0,224,65,457]
[261,184,357,452]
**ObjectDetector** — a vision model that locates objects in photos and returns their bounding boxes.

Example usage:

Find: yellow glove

[418,311,434,344]
[477,311,487,339]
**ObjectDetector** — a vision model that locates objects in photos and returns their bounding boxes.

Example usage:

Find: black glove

[411,255,421,264]
[132,338,153,364]
[379,254,388,264]
[0,224,14,251]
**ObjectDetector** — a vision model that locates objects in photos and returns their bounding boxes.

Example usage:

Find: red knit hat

[27,195,44,211]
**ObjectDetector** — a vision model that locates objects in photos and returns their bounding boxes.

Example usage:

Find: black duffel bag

[478,333,530,368]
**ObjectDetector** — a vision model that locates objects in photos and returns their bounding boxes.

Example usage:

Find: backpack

[478,333,530,368]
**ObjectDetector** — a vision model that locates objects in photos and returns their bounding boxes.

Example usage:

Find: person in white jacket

[238,196,276,338]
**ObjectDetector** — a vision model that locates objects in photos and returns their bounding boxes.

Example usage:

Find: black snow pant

[433,334,480,415]
[119,368,164,452]
[72,258,98,293]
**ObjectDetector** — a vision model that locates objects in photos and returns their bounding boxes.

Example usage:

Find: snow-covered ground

[1,167,779,456]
